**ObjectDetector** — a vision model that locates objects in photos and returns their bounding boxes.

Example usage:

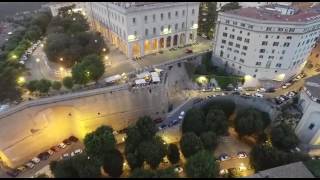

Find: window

[144,16,148,23]
[233,21,237,25]
[283,42,290,47]
[273,42,279,46]
[161,13,164,20]
[282,50,286,54]
[153,14,156,22]
[182,22,185,29]
[226,20,230,24]
[241,52,246,56]
[230,34,235,39]
[280,56,283,60]
[153,27,156,35]
[289,28,295,32]
[220,50,224,57]
[268,56,274,59]
[222,40,226,44]
[168,12,171,19]
[239,66,242,69]
[122,17,124,24]
[241,23,245,27]
[255,69,258,72]
[175,11,178,17]
[276,63,282,68]
[276,35,280,39]
[253,74,256,78]
[225,27,228,30]
[192,9,195,15]
[262,41,268,46]
[145,29,148,36]
[223,32,228,37]
[220,45,224,49]
[259,55,263,58]
[182,10,185,16]
[272,49,275,53]
[240,30,242,34]
[244,38,250,43]
[247,32,250,36]
[256,62,261,65]
[265,35,268,38]
[228,42,233,46]
[309,123,315,130]
[133,17,136,24]
[243,46,248,50]
[240,58,244,63]
[266,27,272,31]
[234,56,237,60]
[278,28,283,32]
[236,44,240,48]
[287,36,292,40]
[237,36,242,41]
[232,28,235,32]
[161,26,164,32]
[248,25,253,29]
[260,49,265,53]
[175,23,178,31]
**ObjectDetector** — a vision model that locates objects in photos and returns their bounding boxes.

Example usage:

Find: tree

[125,151,144,170]
[102,149,124,178]
[50,159,79,178]
[203,99,235,117]
[200,131,218,151]
[36,79,52,94]
[220,2,241,12]
[153,167,179,178]
[182,108,206,136]
[180,132,204,158]
[185,150,219,178]
[129,168,178,178]
[72,54,105,85]
[235,108,264,137]
[271,123,299,151]
[198,2,217,39]
[250,144,284,171]
[138,136,167,169]
[135,116,157,140]
[62,76,74,89]
[167,144,180,165]
[52,81,62,90]
[205,109,228,135]
[83,125,116,163]
[26,80,38,92]
[124,126,144,170]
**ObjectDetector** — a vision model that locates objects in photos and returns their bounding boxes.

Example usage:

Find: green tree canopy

[52,81,62,90]
[62,76,74,89]
[200,131,218,151]
[185,150,219,178]
[180,132,204,158]
[182,108,206,136]
[129,167,178,178]
[36,79,52,93]
[167,143,180,165]
[84,125,116,163]
[26,80,38,92]
[102,149,124,178]
[205,109,228,135]
[271,123,299,151]
[235,108,264,137]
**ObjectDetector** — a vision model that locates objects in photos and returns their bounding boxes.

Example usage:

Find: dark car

[69,136,79,142]
[38,152,50,160]
[50,146,60,152]
[154,118,163,124]
[266,88,276,93]
[6,170,19,177]
[63,139,72,145]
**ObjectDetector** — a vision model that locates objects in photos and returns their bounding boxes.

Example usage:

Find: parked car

[25,162,35,169]
[266,88,276,93]
[154,118,163,124]
[158,124,167,130]
[6,170,20,177]
[185,48,193,53]
[50,146,60,152]
[61,153,69,160]
[180,111,185,116]
[178,115,183,120]
[47,149,54,155]
[112,131,119,135]
[237,152,248,159]
[174,166,183,173]
[219,153,231,161]
[255,93,264,98]
[219,169,229,176]
[37,152,50,161]
[69,136,79,142]
[257,88,266,93]
[16,166,26,172]
[74,149,83,155]
[58,143,67,149]
[63,139,72,145]
[31,157,40,164]
[171,119,179,126]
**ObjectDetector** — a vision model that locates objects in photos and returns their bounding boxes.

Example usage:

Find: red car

[185,48,193,53]
[154,118,163,124]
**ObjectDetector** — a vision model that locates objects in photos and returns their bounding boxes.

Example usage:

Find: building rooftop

[247,161,315,178]
[305,74,320,99]
[224,3,320,23]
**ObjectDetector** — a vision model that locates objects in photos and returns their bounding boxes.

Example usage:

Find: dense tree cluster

[234,108,266,137]
[198,2,217,39]
[129,167,178,178]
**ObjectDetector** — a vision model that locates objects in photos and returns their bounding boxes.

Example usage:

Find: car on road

[37,152,50,160]
[63,139,72,145]
[255,93,264,98]
[71,149,83,156]
[219,169,229,176]
[25,162,35,169]
[69,136,79,142]
[171,119,179,126]
[180,111,185,116]
[58,143,67,149]
[266,88,276,93]
[47,149,54,155]
[31,157,40,164]
[174,166,183,173]
[282,85,288,89]
[219,153,231,161]
[232,91,240,95]
[154,118,163,124]
[185,48,193,53]
[158,124,167,130]
[178,115,183,120]
[257,88,266,93]
[61,153,70,160]
[113,131,119,135]
[50,146,60,152]
[243,92,251,96]
[16,166,26,172]
[237,151,248,159]
[6,170,20,177]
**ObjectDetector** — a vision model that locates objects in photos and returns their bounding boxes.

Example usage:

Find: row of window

[225,19,253,30]
[133,9,195,24]
[141,23,187,36]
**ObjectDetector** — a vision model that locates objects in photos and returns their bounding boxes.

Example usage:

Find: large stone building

[212,3,320,88]
[295,74,320,145]
[88,2,200,58]
[42,2,87,16]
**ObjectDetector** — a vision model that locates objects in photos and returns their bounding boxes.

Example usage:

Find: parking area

[1,136,84,178]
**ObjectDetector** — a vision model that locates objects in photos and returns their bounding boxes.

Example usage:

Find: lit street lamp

[102,48,107,52]
[60,67,64,71]
[60,57,64,62]
[36,58,40,62]
[104,55,109,60]
[17,76,26,85]
[12,54,17,59]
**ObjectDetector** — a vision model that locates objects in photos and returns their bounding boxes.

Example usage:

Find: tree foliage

[185,150,219,178]
[52,81,62,90]
[36,79,52,93]
[271,123,299,151]
[62,76,74,89]
[182,108,206,136]
[220,2,241,12]
[129,167,178,178]
[235,108,264,137]
[102,149,124,178]
[180,132,204,158]
[200,131,218,151]
[167,143,180,165]
[205,109,229,135]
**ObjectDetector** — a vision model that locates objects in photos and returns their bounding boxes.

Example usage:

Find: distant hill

[0,2,48,19]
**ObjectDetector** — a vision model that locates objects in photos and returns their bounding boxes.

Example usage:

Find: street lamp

[17,76,26,85]
[102,48,106,52]
[60,67,64,71]
[60,57,64,62]
[12,54,17,59]
[36,58,40,62]
[104,55,109,60]
[94,39,98,43]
